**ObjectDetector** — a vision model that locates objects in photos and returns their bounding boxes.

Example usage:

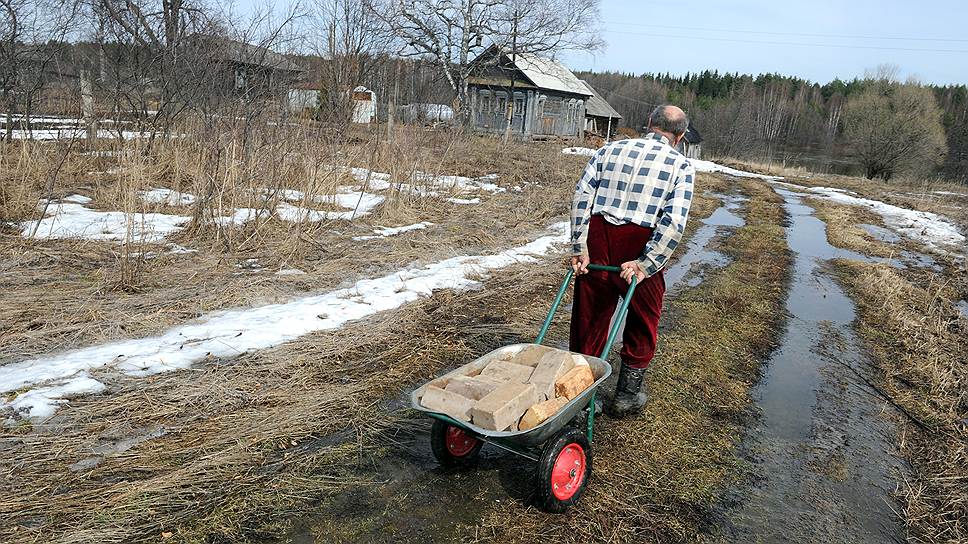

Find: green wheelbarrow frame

[412,264,637,461]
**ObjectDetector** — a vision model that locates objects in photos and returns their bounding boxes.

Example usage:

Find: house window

[513,92,525,116]
[495,91,508,116]
[235,67,247,90]
[479,90,492,114]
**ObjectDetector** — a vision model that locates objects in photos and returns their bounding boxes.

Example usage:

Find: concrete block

[471,382,539,431]
[480,360,534,383]
[445,375,501,400]
[420,386,474,421]
[555,365,595,401]
[519,397,570,431]
[528,352,578,400]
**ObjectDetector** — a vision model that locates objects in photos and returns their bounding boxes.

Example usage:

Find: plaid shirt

[571,133,695,277]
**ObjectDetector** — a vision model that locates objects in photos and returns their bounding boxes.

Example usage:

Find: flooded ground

[710,188,907,542]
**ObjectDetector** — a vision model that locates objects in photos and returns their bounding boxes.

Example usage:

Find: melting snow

[772,182,965,254]
[690,159,783,180]
[352,222,434,241]
[447,197,480,205]
[1,222,569,422]
[141,188,196,206]
[562,147,598,157]
[22,196,190,242]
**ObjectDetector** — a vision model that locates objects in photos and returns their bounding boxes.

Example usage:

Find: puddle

[663,192,746,289]
[711,189,906,542]
[956,300,968,320]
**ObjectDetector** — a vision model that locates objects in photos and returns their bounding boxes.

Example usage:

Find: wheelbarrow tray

[411,343,612,449]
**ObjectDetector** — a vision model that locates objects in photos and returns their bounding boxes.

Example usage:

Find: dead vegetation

[469,179,790,542]
[836,262,967,543]
[0,125,578,365]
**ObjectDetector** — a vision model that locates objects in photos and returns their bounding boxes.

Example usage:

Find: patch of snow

[806,186,965,253]
[275,268,307,276]
[0,223,569,419]
[5,372,105,423]
[447,197,480,205]
[141,188,196,206]
[22,196,190,242]
[934,191,968,197]
[562,147,598,157]
[352,221,434,241]
[690,159,783,181]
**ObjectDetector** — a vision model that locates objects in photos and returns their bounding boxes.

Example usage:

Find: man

[569,105,695,417]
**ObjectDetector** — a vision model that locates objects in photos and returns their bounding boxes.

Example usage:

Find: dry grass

[836,262,967,543]
[0,122,595,542]
[0,125,578,365]
[469,179,791,542]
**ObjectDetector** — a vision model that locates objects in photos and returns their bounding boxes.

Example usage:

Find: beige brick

[471,382,539,431]
[555,365,595,400]
[480,360,534,383]
[445,375,501,400]
[519,397,570,431]
[528,351,579,400]
[420,386,475,422]
[509,345,548,367]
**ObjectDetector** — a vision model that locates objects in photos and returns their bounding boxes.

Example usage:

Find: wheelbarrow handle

[534,264,638,360]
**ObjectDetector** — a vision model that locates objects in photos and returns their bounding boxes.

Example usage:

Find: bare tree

[369,0,602,123]
[313,0,387,125]
[0,0,81,141]
[845,80,947,181]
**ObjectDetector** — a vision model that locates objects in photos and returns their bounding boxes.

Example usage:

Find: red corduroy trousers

[569,215,665,369]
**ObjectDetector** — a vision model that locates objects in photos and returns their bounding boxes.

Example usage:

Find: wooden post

[606,116,612,143]
[503,11,518,144]
[387,58,400,139]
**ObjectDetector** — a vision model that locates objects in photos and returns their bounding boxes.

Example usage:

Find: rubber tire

[430,419,483,467]
[537,426,593,513]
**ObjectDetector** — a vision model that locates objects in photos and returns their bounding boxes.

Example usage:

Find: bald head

[647,105,689,142]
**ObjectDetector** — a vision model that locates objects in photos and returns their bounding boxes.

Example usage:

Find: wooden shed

[467,47,592,138]
[579,80,622,140]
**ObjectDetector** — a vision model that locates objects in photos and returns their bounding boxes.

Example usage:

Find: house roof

[685,122,703,144]
[579,80,622,119]
[220,38,305,72]
[513,52,592,96]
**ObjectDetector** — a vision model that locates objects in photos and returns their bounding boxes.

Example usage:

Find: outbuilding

[579,80,622,141]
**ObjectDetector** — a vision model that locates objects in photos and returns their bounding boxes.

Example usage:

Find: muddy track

[276,179,779,543]
[708,188,909,543]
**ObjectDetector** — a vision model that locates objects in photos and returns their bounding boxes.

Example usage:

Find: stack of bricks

[420,345,597,432]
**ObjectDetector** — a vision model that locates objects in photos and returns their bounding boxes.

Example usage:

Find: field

[1,121,965,543]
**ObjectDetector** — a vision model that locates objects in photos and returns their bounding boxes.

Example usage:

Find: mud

[709,188,907,543]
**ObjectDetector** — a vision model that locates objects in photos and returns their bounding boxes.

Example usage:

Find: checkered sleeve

[570,149,604,256]
[636,162,695,277]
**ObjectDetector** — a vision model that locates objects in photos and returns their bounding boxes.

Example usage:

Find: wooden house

[467,47,592,138]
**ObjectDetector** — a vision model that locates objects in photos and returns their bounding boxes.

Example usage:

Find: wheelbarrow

[411,264,637,512]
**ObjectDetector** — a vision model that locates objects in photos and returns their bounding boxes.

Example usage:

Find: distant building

[678,123,703,159]
[579,80,622,140]
[467,46,592,138]
[216,39,305,100]
[351,86,377,123]
[288,81,320,113]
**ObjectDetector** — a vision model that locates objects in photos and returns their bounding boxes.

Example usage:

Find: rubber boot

[608,364,647,418]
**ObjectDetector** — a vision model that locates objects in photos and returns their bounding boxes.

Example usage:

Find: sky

[559,0,968,85]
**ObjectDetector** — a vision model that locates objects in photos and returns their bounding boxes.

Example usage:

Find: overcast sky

[559,0,968,85]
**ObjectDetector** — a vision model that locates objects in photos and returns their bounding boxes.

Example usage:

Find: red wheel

[537,427,592,512]
[551,443,587,500]
[431,419,482,467]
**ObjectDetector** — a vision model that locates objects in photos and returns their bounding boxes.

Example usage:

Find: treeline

[579,69,968,182]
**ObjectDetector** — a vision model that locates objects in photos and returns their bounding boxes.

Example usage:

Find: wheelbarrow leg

[586,390,596,442]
